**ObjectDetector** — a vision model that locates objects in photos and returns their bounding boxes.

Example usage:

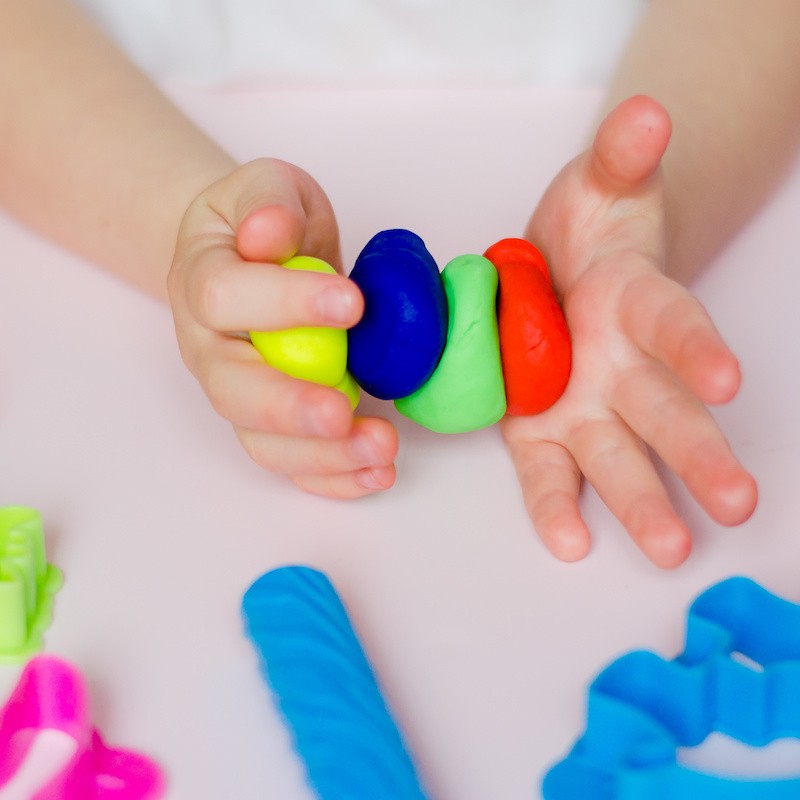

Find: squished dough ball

[395,254,506,433]
[483,238,571,415]
[334,370,361,410]
[250,255,358,407]
[347,230,448,400]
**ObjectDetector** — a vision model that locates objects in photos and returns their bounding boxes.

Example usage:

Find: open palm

[502,96,757,568]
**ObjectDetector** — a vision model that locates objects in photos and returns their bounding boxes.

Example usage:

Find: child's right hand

[168,158,399,497]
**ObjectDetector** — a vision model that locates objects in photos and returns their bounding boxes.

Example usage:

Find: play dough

[247,231,572,432]
[242,566,430,799]
[250,255,359,408]
[347,230,448,400]
[394,254,506,433]
[484,238,571,415]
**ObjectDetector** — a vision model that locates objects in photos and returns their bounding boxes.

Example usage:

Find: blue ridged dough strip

[242,565,430,800]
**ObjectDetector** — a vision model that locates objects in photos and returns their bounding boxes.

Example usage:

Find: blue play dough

[242,566,430,800]
[347,229,448,400]
[544,576,800,799]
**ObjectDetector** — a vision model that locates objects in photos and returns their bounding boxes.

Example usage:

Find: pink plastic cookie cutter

[0,654,165,799]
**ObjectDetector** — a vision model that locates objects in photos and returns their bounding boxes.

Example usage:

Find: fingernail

[316,286,356,326]
[356,468,389,490]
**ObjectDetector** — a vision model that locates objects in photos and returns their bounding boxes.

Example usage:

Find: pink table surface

[2,83,800,798]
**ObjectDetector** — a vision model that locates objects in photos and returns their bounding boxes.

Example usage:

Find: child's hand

[168,158,398,497]
[502,96,758,568]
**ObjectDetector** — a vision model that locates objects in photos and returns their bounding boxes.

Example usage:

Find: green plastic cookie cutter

[0,506,63,663]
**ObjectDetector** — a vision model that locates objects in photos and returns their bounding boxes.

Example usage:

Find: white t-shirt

[75,0,646,87]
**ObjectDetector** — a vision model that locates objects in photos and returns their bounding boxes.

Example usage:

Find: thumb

[591,95,672,190]
[237,204,305,264]
[228,159,310,264]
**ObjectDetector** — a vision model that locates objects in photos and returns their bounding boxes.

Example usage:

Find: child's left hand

[502,96,758,568]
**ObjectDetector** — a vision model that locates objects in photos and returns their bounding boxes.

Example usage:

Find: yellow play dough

[334,370,361,410]
[250,255,358,407]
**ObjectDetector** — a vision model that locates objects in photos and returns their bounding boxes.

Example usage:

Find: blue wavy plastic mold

[543,576,800,799]
[242,565,430,800]
[347,229,448,400]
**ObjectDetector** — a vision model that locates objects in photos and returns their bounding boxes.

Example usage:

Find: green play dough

[394,254,506,433]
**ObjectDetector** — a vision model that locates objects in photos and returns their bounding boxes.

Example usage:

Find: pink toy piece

[0,654,164,799]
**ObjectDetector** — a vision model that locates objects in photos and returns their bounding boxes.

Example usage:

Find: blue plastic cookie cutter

[242,565,430,800]
[543,576,800,799]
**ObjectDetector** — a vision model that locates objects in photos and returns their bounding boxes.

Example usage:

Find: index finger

[619,271,741,405]
[180,241,363,333]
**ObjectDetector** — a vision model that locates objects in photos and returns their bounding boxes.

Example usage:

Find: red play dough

[483,238,571,415]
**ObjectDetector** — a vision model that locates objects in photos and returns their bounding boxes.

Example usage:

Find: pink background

[2,84,800,797]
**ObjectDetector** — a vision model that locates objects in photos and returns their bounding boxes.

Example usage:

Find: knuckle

[202,368,233,421]
[194,266,236,330]
[235,428,278,472]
